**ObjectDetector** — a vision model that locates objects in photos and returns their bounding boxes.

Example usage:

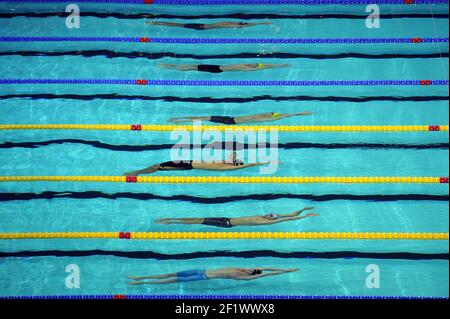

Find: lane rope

[0,36,448,44]
[0,176,448,184]
[0,79,448,87]
[0,124,448,132]
[0,0,448,5]
[0,232,448,240]
[0,295,447,300]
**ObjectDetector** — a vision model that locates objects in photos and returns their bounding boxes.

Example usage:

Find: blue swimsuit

[177,270,209,283]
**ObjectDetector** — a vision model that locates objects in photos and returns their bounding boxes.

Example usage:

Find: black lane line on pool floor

[0,51,448,60]
[0,94,447,103]
[0,12,448,20]
[0,192,448,203]
[1,141,448,152]
[0,250,448,261]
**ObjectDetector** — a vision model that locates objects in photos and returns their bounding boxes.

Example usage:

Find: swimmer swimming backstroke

[128,268,298,285]
[124,152,272,177]
[169,111,313,125]
[145,21,273,30]
[158,63,290,73]
[156,207,319,228]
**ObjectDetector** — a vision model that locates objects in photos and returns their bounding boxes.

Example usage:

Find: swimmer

[124,152,270,177]
[169,111,313,125]
[145,21,273,30]
[128,268,298,285]
[158,63,289,73]
[156,207,319,228]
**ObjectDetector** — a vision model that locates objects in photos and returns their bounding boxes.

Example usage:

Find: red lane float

[131,124,142,131]
[135,79,148,85]
[126,176,138,183]
[429,126,441,131]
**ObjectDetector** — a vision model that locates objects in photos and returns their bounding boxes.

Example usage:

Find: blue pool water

[0,1,449,298]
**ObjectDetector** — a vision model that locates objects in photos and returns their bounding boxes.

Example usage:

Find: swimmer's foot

[128,281,144,285]
[127,276,143,281]
[155,219,171,224]
[124,171,139,177]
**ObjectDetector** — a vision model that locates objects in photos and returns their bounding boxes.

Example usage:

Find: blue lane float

[0,36,448,44]
[0,0,448,5]
[0,79,448,86]
[0,295,448,300]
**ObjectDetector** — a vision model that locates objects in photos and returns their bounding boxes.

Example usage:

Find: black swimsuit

[209,116,237,125]
[184,24,206,30]
[197,65,223,73]
[159,161,193,170]
[202,218,233,228]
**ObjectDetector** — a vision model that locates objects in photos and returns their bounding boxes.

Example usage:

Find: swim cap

[257,63,265,68]
[272,112,281,118]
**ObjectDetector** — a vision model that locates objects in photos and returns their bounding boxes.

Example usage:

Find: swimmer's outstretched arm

[269,213,320,224]
[207,22,272,29]
[282,111,313,118]
[232,64,290,72]
[239,269,296,281]
[262,64,290,69]
[258,268,298,272]
[242,22,273,27]
[278,207,315,218]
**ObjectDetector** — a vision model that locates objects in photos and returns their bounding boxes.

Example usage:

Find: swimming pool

[0,0,448,299]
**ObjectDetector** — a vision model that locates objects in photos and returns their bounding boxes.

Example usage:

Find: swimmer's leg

[128,273,177,281]
[145,21,186,27]
[169,116,211,123]
[128,279,179,285]
[156,218,205,225]
[159,64,199,71]
[124,164,160,176]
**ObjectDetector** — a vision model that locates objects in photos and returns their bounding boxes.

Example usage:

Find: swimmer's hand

[305,213,320,218]
[298,111,313,116]
[285,268,299,273]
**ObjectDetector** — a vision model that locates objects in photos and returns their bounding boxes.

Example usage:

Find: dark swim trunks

[177,270,209,282]
[184,24,206,30]
[209,116,237,125]
[202,218,233,228]
[159,161,193,170]
[197,65,223,73]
